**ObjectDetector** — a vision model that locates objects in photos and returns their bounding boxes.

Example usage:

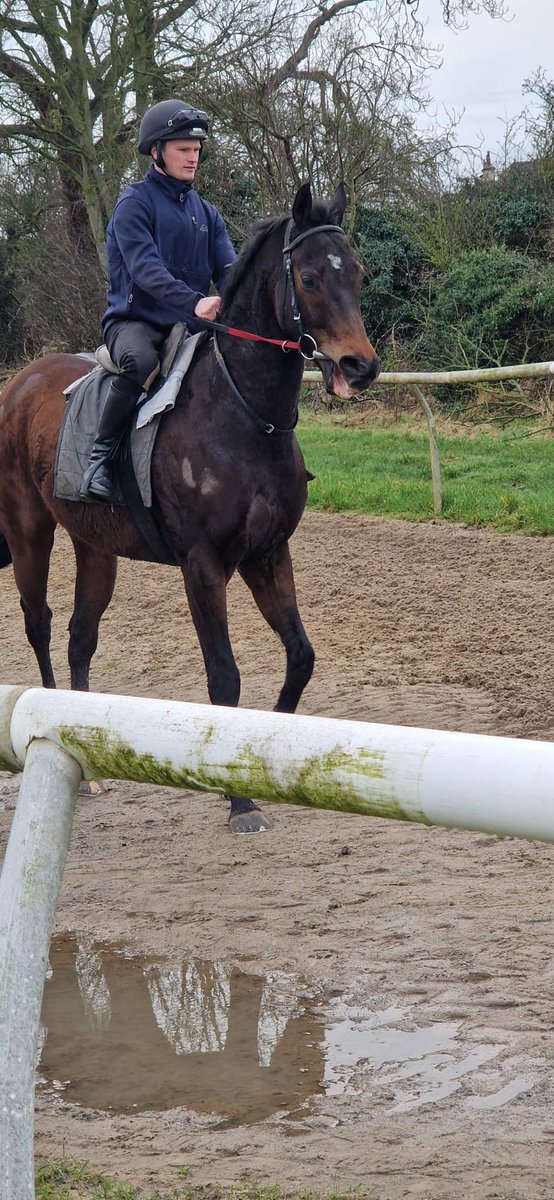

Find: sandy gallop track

[1,513,553,1200]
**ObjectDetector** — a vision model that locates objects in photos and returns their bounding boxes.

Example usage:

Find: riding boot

[80,374,142,501]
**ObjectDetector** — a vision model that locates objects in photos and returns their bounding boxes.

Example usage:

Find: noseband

[282,220,346,360]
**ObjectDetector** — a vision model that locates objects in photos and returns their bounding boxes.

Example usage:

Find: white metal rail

[1,683,553,1197]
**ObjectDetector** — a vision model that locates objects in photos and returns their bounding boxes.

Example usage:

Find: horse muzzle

[318,352,381,399]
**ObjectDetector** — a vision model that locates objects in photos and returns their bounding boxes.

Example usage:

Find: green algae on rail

[294,748,430,823]
[0,752,19,773]
[57,725,430,824]
[20,859,42,906]
[58,725,217,792]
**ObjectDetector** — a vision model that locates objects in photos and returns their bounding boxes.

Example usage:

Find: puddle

[39,936,540,1123]
[324,999,539,1113]
[39,935,324,1123]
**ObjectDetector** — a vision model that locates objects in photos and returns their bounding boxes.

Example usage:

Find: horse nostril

[340,355,381,386]
[367,356,381,382]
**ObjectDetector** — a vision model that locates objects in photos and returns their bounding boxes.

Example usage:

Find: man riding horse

[81,99,236,503]
[0,132,380,830]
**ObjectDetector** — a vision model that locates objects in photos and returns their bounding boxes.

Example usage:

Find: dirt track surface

[1,513,553,1200]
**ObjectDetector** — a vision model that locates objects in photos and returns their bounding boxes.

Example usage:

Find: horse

[0,182,380,832]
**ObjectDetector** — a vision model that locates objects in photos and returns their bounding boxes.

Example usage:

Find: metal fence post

[0,738,82,1199]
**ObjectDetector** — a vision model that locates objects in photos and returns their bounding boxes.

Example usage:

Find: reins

[197,315,327,362]
[212,333,299,435]
[195,315,301,354]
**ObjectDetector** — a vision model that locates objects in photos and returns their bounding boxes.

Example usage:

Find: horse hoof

[79,778,109,797]
[228,809,272,834]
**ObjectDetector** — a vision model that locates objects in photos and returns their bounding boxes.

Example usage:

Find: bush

[354,206,428,344]
[492,181,546,251]
[421,246,554,373]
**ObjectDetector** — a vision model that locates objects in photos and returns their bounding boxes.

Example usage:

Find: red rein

[197,316,300,352]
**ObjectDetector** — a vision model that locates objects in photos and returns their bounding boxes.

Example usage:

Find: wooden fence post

[410,383,442,516]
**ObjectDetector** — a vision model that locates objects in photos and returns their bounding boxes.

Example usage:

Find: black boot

[80,374,141,501]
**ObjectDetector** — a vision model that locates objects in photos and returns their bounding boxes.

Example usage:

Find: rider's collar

[147,164,194,198]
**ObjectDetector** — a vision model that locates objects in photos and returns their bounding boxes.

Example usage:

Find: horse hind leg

[68,540,118,690]
[0,532,12,569]
[9,519,57,687]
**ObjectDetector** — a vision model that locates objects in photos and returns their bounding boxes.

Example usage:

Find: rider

[80,98,236,501]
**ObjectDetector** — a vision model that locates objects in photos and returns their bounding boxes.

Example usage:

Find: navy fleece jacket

[102,165,236,336]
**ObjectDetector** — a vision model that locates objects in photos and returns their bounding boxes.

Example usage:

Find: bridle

[281,219,346,361]
[196,220,347,359]
[203,218,347,434]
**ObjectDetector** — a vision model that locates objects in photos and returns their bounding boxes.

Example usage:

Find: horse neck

[219,240,305,428]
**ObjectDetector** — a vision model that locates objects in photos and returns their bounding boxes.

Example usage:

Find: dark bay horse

[0,183,379,831]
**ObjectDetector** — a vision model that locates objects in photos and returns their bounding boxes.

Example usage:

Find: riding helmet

[138,100,209,154]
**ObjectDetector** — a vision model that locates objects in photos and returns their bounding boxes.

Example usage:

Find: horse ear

[292,182,312,228]
[329,182,347,227]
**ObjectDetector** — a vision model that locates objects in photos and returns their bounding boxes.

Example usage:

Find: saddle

[94,320,186,387]
[53,323,205,563]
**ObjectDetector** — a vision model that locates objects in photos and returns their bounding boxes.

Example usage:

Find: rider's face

[152,139,202,182]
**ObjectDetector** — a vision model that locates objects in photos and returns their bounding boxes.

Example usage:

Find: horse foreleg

[182,545,240,707]
[220,543,314,834]
[183,547,270,833]
[239,543,315,713]
[68,540,118,690]
[10,519,57,687]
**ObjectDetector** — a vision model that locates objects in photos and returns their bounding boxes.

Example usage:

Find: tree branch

[0,49,50,114]
[0,122,45,139]
[266,0,373,94]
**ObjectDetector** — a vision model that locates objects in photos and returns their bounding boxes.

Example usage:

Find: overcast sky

[415,0,552,162]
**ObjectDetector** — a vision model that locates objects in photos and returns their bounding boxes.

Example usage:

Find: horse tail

[0,532,12,568]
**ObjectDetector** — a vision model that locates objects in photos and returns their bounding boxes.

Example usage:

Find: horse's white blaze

[200,468,219,496]
[181,457,195,488]
[328,254,342,270]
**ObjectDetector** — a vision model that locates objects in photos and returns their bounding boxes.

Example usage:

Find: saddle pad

[136,332,202,428]
[54,332,204,507]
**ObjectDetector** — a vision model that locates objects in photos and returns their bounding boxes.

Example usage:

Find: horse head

[284,182,380,399]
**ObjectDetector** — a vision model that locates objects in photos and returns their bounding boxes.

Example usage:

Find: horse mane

[220,216,286,312]
[221,199,337,313]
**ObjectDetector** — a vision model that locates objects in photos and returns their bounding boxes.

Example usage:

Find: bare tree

[0,0,510,269]
[0,0,194,269]
[406,0,508,23]
[199,1,457,218]
[523,70,554,162]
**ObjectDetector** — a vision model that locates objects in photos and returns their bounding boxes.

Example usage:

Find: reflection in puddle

[324,1000,539,1113]
[39,936,324,1123]
[40,937,540,1123]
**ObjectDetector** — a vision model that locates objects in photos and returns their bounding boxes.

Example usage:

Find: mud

[1,513,553,1200]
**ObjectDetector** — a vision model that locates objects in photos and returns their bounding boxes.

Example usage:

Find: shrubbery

[1,151,554,398]
[354,206,427,343]
[421,246,554,371]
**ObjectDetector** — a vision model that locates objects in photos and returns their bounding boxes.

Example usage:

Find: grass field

[36,1159,377,1200]
[296,411,554,535]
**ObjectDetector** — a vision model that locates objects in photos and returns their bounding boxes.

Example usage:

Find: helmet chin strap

[154,140,166,172]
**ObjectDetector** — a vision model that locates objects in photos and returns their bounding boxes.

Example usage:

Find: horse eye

[300,273,317,290]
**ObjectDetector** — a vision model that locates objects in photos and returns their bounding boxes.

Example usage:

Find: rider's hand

[194,295,221,321]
